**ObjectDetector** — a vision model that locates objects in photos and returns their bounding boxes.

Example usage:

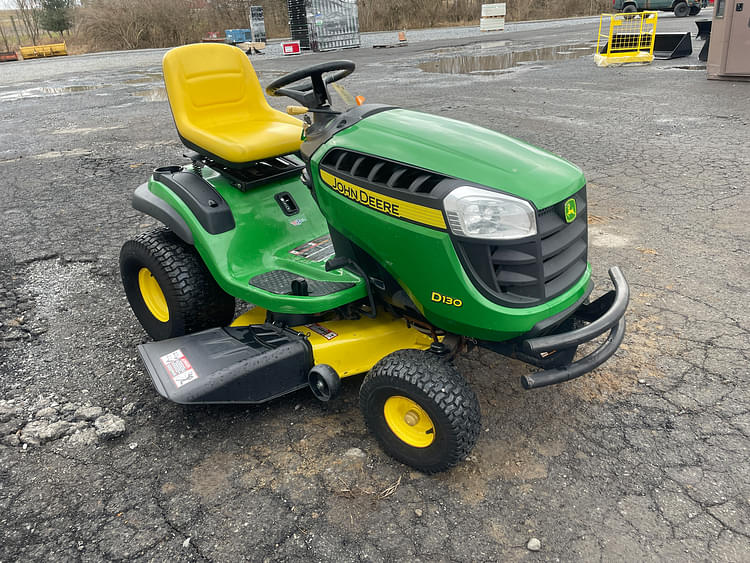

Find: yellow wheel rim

[383,395,435,448]
[138,267,169,323]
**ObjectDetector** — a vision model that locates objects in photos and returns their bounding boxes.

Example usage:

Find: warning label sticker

[289,235,335,262]
[160,349,199,388]
[305,323,338,341]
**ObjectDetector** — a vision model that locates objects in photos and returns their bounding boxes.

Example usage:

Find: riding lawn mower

[120,43,629,473]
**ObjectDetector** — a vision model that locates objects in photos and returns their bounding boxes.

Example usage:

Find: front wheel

[622,4,638,14]
[673,1,689,17]
[359,349,481,473]
[120,227,235,340]
[689,6,700,15]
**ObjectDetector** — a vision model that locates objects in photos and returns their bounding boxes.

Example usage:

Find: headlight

[443,186,537,240]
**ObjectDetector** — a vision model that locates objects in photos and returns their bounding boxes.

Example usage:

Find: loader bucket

[652,32,692,59]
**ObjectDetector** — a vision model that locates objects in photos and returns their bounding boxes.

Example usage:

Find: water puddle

[418,42,597,75]
[0,85,103,102]
[133,87,168,102]
[662,65,706,71]
[124,72,164,84]
[480,40,510,49]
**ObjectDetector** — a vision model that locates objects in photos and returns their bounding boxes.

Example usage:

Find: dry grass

[0,1,615,54]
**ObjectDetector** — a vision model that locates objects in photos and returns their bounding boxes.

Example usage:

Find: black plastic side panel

[153,168,235,235]
[132,183,194,245]
[138,325,313,404]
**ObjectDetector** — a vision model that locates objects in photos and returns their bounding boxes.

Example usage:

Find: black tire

[673,1,689,17]
[689,6,700,15]
[359,349,481,474]
[622,4,638,13]
[120,227,235,340]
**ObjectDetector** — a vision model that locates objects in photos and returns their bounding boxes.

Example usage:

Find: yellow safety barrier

[595,12,657,67]
[19,42,67,60]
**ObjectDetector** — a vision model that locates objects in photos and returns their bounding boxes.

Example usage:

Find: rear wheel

[120,227,235,340]
[689,6,700,15]
[622,4,638,14]
[359,349,481,473]
[673,1,689,17]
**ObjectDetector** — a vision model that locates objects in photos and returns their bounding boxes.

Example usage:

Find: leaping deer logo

[564,198,577,223]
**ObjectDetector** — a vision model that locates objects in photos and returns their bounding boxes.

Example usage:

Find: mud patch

[589,227,629,248]
[451,434,552,505]
[565,311,667,402]
[190,452,234,500]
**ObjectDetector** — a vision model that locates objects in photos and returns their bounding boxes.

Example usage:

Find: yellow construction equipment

[19,42,67,60]
[595,12,657,67]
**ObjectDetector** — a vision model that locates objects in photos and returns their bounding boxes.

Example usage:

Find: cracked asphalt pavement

[1,15,749,562]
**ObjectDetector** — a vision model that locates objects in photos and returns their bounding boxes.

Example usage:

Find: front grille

[455,187,588,307]
[320,148,447,196]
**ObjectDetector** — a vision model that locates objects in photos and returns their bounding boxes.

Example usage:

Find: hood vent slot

[321,149,447,196]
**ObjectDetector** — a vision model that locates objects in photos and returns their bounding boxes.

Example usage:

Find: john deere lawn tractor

[120,43,628,473]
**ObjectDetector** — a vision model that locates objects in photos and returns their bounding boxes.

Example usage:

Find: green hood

[325,108,585,209]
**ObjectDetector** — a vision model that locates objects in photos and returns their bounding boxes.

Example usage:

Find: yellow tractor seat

[162,43,304,167]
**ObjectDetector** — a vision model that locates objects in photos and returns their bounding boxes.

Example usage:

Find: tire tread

[360,349,481,473]
[120,227,235,339]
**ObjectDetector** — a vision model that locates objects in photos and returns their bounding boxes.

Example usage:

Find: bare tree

[15,0,41,45]
[0,23,11,52]
[73,0,616,53]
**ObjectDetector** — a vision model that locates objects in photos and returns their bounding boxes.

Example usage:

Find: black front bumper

[480,267,629,390]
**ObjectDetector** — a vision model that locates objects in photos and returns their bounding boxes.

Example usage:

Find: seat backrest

[162,43,275,131]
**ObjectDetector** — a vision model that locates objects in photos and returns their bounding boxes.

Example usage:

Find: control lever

[324,256,376,318]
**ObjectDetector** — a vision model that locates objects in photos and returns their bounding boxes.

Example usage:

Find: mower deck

[139,308,435,404]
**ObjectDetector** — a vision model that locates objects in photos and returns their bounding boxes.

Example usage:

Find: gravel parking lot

[1,14,749,562]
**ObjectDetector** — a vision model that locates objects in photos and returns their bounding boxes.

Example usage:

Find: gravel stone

[39,421,73,442]
[19,420,47,445]
[344,447,366,458]
[20,420,71,444]
[66,421,89,435]
[94,414,126,439]
[74,406,103,421]
[0,400,21,423]
[35,407,58,420]
[0,418,24,435]
[1,433,21,447]
[68,428,98,447]
[121,402,137,416]
[527,538,541,552]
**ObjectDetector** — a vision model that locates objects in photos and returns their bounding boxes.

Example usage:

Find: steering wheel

[266,60,355,110]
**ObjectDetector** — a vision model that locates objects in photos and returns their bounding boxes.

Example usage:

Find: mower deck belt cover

[138,324,312,404]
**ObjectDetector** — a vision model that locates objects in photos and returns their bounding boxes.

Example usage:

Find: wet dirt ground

[1,15,749,562]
